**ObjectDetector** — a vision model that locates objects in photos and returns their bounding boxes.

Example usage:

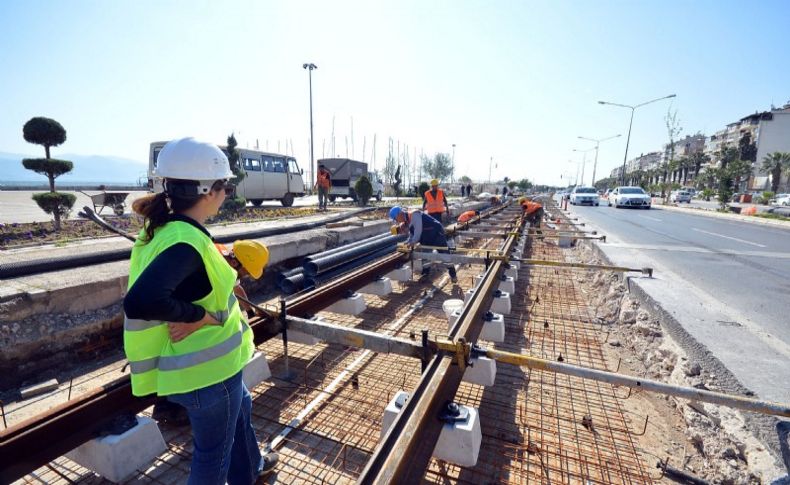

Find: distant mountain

[0,152,148,184]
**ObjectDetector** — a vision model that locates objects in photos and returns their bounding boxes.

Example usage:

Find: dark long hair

[132,189,201,243]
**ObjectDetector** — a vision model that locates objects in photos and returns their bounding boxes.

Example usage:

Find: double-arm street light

[598,94,676,185]
[572,147,596,186]
[577,134,621,187]
[303,62,318,191]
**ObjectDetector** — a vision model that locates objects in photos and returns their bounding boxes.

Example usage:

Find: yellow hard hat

[232,240,269,279]
[518,196,526,203]
[430,179,439,186]
[390,224,399,235]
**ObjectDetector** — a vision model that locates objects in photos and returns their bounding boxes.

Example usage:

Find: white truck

[318,158,384,202]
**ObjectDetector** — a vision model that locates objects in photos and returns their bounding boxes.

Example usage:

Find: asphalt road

[565,199,790,403]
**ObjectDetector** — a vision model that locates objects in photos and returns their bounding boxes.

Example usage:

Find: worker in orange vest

[423,179,449,223]
[519,197,544,227]
[457,210,479,224]
[315,164,332,211]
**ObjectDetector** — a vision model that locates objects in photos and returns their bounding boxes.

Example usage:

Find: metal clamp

[438,401,470,424]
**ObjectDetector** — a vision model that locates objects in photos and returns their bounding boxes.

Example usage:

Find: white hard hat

[155,138,233,189]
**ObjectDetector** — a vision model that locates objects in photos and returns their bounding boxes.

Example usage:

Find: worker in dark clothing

[389,206,457,283]
[123,138,278,483]
[315,164,331,211]
[466,183,473,197]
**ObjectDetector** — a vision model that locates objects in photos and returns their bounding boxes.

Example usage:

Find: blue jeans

[167,371,262,485]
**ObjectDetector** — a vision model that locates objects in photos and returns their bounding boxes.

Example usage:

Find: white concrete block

[511,249,523,259]
[463,289,475,304]
[243,351,272,389]
[480,313,505,342]
[508,261,521,270]
[380,390,410,438]
[473,274,485,288]
[504,265,518,280]
[463,356,497,386]
[448,308,463,329]
[413,258,423,273]
[387,264,412,282]
[381,396,482,468]
[498,276,515,294]
[433,404,482,467]
[326,293,367,315]
[491,291,511,315]
[360,277,393,296]
[558,235,572,248]
[66,416,166,483]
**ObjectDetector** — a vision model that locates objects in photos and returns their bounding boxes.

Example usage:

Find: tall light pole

[302,62,318,192]
[573,147,595,186]
[577,134,621,187]
[488,156,493,184]
[598,94,675,185]
[451,144,456,183]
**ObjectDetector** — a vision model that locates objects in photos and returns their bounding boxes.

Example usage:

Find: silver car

[570,186,600,206]
[670,190,692,203]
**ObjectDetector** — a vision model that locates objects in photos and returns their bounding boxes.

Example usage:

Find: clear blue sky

[1,0,788,186]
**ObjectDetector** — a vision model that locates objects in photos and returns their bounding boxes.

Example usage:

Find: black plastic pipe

[303,232,392,263]
[304,246,396,288]
[281,272,308,295]
[303,234,406,277]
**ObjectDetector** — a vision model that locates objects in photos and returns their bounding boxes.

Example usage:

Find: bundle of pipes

[277,232,406,294]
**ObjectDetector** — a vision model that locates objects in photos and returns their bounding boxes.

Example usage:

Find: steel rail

[356,213,525,484]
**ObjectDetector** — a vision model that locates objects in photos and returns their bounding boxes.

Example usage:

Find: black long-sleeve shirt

[123,215,213,323]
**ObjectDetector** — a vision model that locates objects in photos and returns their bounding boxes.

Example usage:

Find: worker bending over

[457,210,479,224]
[422,178,450,223]
[215,240,268,317]
[520,196,544,228]
[389,206,458,283]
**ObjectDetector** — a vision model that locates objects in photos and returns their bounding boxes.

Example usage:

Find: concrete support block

[463,356,497,386]
[498,276,516,294]
[473,274,485,288]
[66,416,167,483]
[463,289,475,304]
[380,390,410,438]
[243,351,272,389]
[326,292,367,315]
[508,261,521,270]
[511,249,523,259]
[480,312,505,342]
[504,265,518,281]
[433,405,482,467]
[558,235,572,248]
[20,378,59,399]
[360,277,393,296]
[387,264,412,282]
[380,394,482,468]
[491,291,511,315]
[448,309,463,328]
[288,316,324,346]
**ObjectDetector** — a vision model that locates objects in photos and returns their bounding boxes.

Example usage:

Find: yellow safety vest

[124,221,253,397]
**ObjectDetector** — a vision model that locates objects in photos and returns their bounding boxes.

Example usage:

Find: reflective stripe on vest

[424,189,446,214]
[124,293,238,332]
[129,322,251,374]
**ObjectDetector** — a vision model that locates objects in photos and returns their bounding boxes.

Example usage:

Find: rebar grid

[14,215,653,484]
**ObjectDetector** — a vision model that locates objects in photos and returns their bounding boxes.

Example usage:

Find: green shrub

[763,191,775,201]
[354,176,373,206]
[221,196,247,212]
[31,192,76,218]
[418,182,430,200]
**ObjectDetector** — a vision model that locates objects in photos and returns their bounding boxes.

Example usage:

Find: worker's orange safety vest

[457,210,477,223]
[317,170,331,189]
[424,189,446,214]
[522,201,542,215]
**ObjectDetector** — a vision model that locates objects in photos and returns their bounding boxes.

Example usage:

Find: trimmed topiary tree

[22,117,75,231]
[354,175,373,206]
[418,181,430,200]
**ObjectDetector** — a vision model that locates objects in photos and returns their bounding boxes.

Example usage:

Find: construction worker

[315,163,331,211]
[389,206,458,283]
[422,179,449,223]
[457,210,479,224]
[215,240,269,317]
[123,138,278,483]
[520,196,545,228]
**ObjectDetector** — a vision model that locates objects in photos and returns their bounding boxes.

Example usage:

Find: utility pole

[578,134,621,186]
[302,62,318,192]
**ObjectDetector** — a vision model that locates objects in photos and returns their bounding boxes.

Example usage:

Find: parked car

[774,193,790,206]
[608,186,651,209]
[569,186,599,206]
[670,190,692,203]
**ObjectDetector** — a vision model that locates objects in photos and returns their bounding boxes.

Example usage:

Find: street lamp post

[577,134,621,187]
[451,144,456,183]
[302,62,318,192]
[598,94,675,185]
[573,147,596,186]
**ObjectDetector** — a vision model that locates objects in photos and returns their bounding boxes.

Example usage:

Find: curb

[654,203,790,231]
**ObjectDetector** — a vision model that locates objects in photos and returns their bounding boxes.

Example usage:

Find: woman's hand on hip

[168,312,220,342]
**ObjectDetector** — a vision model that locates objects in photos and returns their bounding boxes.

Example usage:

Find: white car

[773,193,790,206]
[670,190,692,203]
[608,186,652,209]
[569,187,599,206]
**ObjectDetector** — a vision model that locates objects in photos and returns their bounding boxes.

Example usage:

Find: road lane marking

[691,228,767,248]
[604,243,790,258]
[636,214,662,222]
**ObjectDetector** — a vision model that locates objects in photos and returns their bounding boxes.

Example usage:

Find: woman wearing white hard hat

[123,138,278,483]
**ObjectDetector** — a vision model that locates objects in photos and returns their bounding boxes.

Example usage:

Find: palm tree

[690,152,710,182]
[761,152,790,193]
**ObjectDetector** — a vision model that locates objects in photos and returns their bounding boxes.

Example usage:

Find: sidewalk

[653,200,790,230]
